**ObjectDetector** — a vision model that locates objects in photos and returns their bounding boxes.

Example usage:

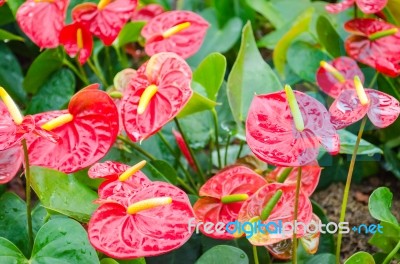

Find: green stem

[176,177,197,195]
[117,135,156,161]
[211,109,222,169]
[292,166,302,264]
[382,239,400,264]
[336,117,367,264]
[174,118,206,183]
[63,59,88,85]
[157,132,197,192]
[224,134,231,166]
[253,245,259,264]
[368,72,379,88]
[384,76,400,99]
[353,5,358,18]
[105,46,113,82]
[76,58,89,85]
[22,139,33,253]
[236,140,244,160]
[87,58,109,87]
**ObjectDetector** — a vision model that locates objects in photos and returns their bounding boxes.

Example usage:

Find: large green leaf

[196,245,248,264]
[338,130,383,155]
[6,0,24,16]
[287,41,330,82]
[23,48,65,94]
[146,160,178,184]
[344,252,375,264]
[0,42,26,103]
[193,53,226,101]
[316,16,343,57]
[30,166,99,223]
[26,68,75,114]
[178,82,218,118]
[227,21,281,132]
[30,218,99,263]
[0,237,26,263]
[368,187,398,225]
[101,258,146,264]
[273,7,314,77]
[369,221,400,258]
[115,21,146,47]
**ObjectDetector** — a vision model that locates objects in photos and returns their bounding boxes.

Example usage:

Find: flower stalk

[292,167,302,264]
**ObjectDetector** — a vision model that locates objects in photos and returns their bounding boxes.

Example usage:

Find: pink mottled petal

[356,0,387,14]
[0,145,23,184]
[325,0,355,14]
[366,89,400,128]
[132,4,164,22]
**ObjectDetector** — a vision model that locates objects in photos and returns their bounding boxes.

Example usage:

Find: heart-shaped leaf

[196,245,248,264]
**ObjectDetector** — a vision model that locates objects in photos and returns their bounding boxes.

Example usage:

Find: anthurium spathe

[122,52,192,142]
[316,57,364,98]
[141,10,209,58]
[237,183,313,245]
[0,145,23,184]
[193,165,267,240]
[59,21,93,65]
[27,84,119,173]
[72,0,137,45]
[325,0,387,14]
[246,87,339,167]
[172,128,196,171]
[330,77,400,129]
[344,19,400,77]
[16,0,68,48]
[88,181,195,259]
[132,4,164,22]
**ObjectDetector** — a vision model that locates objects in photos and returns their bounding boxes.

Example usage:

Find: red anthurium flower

[88,160,151,202]
[142,11,209,58]
[266,162,321,197]
[59,22,93,65]
[0,145,23,184]
[329,77,400,129]
[237,183,313,245]
[193,165,267,240]
[16,0,68,48]
[88,181,195,259]
[122,52,192,142]
[326,0,387,14]
[172,129,196,171]
[27,84,119,173]
[132,4,164,22]
[344,19,400,77]
[246,87,340,167]
[316,57,364,98]
[72,0,137,46]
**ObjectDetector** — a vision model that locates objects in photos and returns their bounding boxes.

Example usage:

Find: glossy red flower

[246,89,339,167]
[329,79,400,129]
[326,0,387,14]
[132,4,164,22]
[172,129,196,171]
[88,181,195,259]
[142,10,209,58]
[59,21,93,65]
[27,84,119,173]
[16,0,68,48]
[193,165,267,240]
[265,162,321,197]
[237,183,313,245]
[122,52,192,142]
[316,57,364,98]
[72,0,137,45]
[0,145,23,184]
[344,19,400,77]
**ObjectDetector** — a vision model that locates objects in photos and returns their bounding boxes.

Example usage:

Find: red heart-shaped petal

[88,182,194,259]
[132,4,164,22]
[28,86,119,173]
[142,11,209,58]
[366,89,400,128]
[16,0,68,48]
[72,0,137,46]
[122,52,192,142]
[0,145,23,184]
[246,91,339,167]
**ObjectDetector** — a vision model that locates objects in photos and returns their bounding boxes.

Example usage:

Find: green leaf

[30,218,99,263]
[227,21,281,132]
[24,48,65,94]
[115,21,146,47]
[344,252,375,264]
[368,187,398,225]
[0,237,27,263]
[0,42,26,103]
[316,16,343,57]
[287,41,330,82]
[178,83,218,118]
[196,245,248,264]
[0,29,24,42]
[193,52,226,101]
[305,254,336,264]
[273,7,314,77]
[26,68,75,114]
[101,258,146,264]
[338,129,383,155]
[147,160,178,184]
[369,221,400,257]
[387,0,400,25]
[101,259,119,264]
[30,166,99,223]
[6,0,24,16]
